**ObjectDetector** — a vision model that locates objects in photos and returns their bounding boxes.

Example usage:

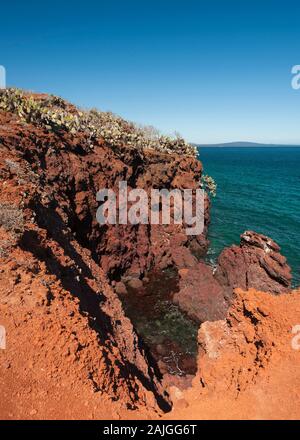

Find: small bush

[0,88,197,156]
[202,174,217,197]
[0,202,24,237]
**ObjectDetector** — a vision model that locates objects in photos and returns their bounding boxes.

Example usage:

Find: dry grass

[0,202,24,237]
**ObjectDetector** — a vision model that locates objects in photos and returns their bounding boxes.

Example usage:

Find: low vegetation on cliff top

[0,88,197,156]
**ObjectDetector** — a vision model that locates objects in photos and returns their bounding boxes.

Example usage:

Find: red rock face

[0,106,211,414]
[196,286,300,397]
[0,109,210,281]
[165,287,300,420]
[172,230,293,324]
[215,231,292,300]
[173,262,226,323]
[96,152,210,279]
[0,99,296,419]
[0,110,174,414]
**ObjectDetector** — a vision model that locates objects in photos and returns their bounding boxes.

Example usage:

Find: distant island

[196,141,300,148]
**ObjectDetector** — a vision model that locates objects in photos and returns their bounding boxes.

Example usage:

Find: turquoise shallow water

[198,146,300,287]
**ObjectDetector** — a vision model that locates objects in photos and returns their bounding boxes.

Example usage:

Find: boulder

[215,231,292,300]
[173,261,226,323]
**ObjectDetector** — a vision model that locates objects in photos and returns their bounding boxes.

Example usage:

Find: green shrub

[0,88,197,156]
[201,174,217,197]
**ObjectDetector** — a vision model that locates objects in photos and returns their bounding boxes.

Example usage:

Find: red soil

[165,288,300,420]
[1,97,300,420]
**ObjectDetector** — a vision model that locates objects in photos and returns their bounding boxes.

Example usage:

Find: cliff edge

[0,89,299,420]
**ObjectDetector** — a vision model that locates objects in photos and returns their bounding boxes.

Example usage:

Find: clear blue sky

[1,0,300,144]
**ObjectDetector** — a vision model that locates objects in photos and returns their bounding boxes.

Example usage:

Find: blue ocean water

[198,147,300,287]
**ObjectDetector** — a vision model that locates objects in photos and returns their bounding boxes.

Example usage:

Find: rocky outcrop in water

[172,231,292,324]
[0,104,174,416]
[215,231,292,300]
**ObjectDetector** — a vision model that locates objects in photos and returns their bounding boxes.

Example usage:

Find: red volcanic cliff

[0,90,299,420]
[0,92,208,417]
[172,231,292,324]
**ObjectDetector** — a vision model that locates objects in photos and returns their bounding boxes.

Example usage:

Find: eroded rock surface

[215,231,292,300]
[173,262,226,323]
[165,287,300,420]
[0,92,298,420]
[170,231,292,325]
[0,107,175,416]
